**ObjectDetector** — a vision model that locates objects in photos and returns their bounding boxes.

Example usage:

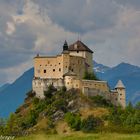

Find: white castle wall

[32,78,64,98]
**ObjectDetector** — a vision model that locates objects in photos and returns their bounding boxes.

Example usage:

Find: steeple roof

[68,40,93,53]
[63,40,68,51]
[115,80,125,89]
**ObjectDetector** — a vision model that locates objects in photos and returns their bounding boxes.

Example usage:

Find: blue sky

[0,0,140,84]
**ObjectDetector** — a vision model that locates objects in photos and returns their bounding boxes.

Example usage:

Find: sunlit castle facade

[32,40,126,108]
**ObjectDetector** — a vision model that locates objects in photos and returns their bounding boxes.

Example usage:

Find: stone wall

[32,78,64,98]
[82,80,110,93]
[34,55,63,79]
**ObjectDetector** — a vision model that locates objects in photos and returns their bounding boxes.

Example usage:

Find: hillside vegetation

[1,86,140,138]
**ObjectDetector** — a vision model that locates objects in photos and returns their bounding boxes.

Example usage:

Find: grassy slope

[16,133,140,140]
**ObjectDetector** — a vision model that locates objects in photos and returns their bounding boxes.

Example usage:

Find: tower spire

[63,40,68,51]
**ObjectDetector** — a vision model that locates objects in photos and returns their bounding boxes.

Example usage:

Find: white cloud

[0,0,140,84]
[6,22,16,35]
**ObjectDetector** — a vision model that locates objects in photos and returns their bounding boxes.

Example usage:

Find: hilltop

[1,86,140,137]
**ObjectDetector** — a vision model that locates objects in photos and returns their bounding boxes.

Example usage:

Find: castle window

[59,63,61,65]
[48,61,50,64]
[44,70,46,73]
[71,69,74,72]
[120,94,122,96]
[40,65,42,66]
[53,69,55,72]
[59,68,61,72]
[77,51,79,53]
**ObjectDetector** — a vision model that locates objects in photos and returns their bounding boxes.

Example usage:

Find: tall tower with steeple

[115,80,126,108]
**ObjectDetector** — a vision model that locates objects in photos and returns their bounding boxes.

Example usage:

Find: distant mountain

[0,83,10,93]
[1,61,140,117]
[95,62,140,104]
[0,68,34,117]
[97,62,140,80]
[93,61,110,73]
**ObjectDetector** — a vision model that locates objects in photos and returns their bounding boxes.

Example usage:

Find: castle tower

[62,41,70,74]
[63,71,77,90]
[115,80,126,108]
[68,40,93,73]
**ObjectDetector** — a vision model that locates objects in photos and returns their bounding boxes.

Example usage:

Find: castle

[32,40,126,108]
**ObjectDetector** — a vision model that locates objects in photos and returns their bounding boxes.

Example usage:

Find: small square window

[59,68,61,72]
[53,69,55,72]
[44,70,46,73]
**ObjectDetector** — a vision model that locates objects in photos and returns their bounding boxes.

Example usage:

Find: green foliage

[44,85,57,98]
[81,115,103,132]
[33,97,40,105]
[52,98,67,112]
[61,86,67,92]
[135,101,140,110]
[4,113,23,135]
[46,118,55,130]
[65,112,81,131]
[21,110,38,129]
[90,95,112,107]
[83,71,99,80]
[106,103,140,133]
[35,99,50,113]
